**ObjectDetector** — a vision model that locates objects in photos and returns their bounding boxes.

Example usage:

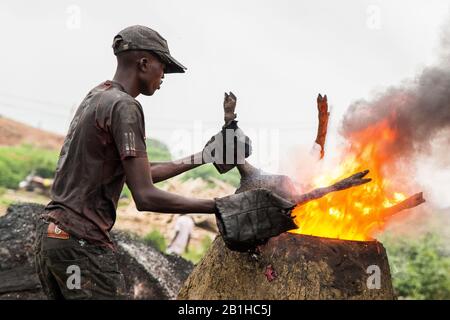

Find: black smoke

[341,26,450,163]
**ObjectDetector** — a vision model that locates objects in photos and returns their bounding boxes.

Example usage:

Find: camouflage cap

[112,25,186,73]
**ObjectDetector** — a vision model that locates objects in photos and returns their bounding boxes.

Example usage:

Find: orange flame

[291,119,409,241]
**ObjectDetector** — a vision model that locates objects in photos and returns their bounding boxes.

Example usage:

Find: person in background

[166,214,195,256]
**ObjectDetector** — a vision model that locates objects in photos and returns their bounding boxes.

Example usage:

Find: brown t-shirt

[43,80,147,248]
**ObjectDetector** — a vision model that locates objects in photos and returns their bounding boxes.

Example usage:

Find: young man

[34,25,251,299]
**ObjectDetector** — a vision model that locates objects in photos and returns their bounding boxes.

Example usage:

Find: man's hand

[215,188,297,252]
[202,121,252,172]
[203,92,252,173]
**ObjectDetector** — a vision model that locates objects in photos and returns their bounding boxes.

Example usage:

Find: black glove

[214,188,297,252]
[203,120,252,174]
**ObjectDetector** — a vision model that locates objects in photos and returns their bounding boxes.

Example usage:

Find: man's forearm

[135,185,216,214]
[150,152,205,183]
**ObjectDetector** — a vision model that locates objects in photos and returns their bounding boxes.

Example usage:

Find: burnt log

[314,94,330,159]
[0,203,193,300]
[382,192,425,218]
[178,170,396,300]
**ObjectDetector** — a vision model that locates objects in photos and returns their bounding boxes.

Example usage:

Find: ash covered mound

[179,164,396,300]
[0,203,193,299]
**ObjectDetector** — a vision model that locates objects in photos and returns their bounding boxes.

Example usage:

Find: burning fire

[291,118,410,241]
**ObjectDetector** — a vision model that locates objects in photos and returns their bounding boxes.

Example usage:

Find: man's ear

[138,57,148,72]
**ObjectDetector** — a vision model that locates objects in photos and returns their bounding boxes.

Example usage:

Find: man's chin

[141,89,156,96]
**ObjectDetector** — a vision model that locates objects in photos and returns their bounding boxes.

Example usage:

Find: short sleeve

[111,100,147,160]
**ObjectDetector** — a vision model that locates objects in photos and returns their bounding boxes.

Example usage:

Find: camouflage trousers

[34,218,126,300]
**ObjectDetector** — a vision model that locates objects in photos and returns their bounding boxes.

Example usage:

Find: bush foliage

[143,229,167,252]
[382,232,450,300]
[0,145,58,189]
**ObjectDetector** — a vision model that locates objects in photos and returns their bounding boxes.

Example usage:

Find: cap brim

[160,52,187,74]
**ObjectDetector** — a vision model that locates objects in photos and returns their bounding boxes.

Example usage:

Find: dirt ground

[0,117,64,149]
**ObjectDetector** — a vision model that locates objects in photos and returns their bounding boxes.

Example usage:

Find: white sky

[0,0,449,206]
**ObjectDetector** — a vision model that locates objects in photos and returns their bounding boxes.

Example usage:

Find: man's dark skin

[112,50,216,213]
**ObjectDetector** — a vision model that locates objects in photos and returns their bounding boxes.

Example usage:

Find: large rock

[0,203,193,299]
